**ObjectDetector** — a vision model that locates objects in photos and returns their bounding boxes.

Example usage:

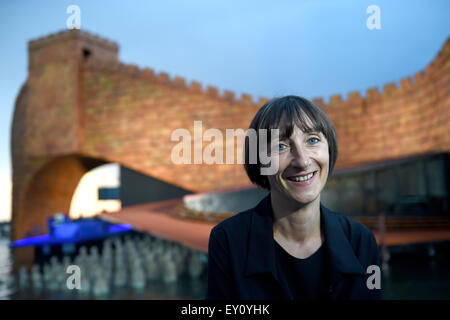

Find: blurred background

[0,0,449,300]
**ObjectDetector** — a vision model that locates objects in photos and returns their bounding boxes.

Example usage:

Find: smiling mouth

[286,171,317,182]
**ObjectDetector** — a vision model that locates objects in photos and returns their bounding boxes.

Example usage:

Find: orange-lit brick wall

[11,29,449,241]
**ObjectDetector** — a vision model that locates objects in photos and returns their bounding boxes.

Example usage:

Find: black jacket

[206,194,382,300]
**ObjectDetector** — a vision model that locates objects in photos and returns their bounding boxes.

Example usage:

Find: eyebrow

[279,128,321,140]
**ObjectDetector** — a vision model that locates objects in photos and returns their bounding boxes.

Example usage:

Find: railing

[353,216,450,231]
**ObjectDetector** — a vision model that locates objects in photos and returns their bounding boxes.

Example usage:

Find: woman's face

[267,117,329,206]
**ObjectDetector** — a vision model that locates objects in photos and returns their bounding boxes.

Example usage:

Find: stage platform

[100,200,450,253]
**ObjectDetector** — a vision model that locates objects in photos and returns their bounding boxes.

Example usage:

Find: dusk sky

[0,0,449,221]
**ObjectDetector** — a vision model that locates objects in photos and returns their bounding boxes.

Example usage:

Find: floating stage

[99,187,450,253]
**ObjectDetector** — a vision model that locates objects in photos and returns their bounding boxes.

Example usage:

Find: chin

[284,191,320,205]
[292,195,319,205]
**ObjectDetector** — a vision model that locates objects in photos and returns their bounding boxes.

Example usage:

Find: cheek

[319,153,330,181]
[321,153,329,169]
[267,172,287,190]
[316,146,329,166]
[277,153,290,169]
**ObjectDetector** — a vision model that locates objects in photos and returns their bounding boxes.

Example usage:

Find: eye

[307,137,320,145]
[278,143,288,151]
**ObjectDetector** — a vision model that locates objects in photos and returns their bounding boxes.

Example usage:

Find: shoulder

[207,207,255,263]
[323,206,379,259]
[324,206,374,239]
[210,207,253,240]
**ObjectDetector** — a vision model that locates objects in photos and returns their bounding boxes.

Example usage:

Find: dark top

[274,240,327,300]
[206,194,382,300]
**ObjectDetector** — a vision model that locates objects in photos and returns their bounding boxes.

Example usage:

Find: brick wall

[10,29,450,241]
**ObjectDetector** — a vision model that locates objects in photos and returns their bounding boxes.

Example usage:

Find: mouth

[286,171,317,183]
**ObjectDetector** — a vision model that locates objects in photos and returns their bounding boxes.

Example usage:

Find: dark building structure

[119,165,192,207]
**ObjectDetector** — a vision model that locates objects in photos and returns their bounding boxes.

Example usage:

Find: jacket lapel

[320,205,366,298]
[244,194,365,299]
[244,195,290,297]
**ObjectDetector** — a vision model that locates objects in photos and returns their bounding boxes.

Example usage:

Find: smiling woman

[206,95,382,300]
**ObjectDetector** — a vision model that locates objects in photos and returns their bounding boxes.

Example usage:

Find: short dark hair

[243,95,338,190]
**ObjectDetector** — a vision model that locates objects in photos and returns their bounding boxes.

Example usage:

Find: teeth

[291,172,313,182]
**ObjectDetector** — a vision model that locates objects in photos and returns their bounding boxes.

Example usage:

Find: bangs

[258,96,326,140]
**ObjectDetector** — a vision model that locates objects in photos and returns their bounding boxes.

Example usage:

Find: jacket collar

[244,194,365,281]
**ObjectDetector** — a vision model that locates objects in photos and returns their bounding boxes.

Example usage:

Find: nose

[291,143,311,168]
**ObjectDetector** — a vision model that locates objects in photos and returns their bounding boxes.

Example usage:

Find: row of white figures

[18,255,74,291]
[15,234,207,297]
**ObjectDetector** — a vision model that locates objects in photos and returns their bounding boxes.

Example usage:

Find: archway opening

[70,163,121,219]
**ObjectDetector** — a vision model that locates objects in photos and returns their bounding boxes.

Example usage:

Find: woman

[206,95,381,300]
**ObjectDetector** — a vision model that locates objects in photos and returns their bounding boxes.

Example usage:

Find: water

[0,238,15,299]
[0,235,207,300]
[381,242,450,300]
[9,276,207,300]
[1,236,450,300]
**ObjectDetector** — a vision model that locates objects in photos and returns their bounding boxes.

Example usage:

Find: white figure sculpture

[93,275,109,297]
[161,255,178,284]
[131,266,146,290]
[18,266,29,288]
[145,254,159,281]
[79,275,91,296]
[113,268,127,287]
[188,252,204,278]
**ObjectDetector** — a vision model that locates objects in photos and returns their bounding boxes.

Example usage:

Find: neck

[271,192,322,244]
